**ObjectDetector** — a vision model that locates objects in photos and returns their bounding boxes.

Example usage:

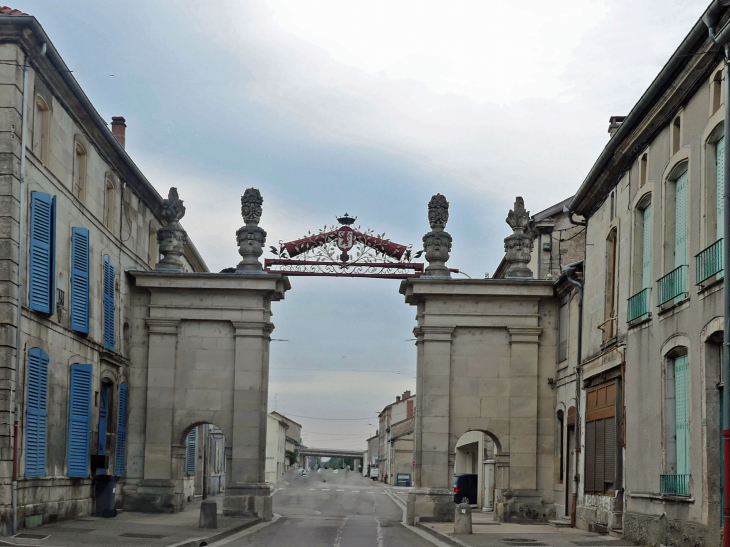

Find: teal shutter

[674,355,690,476]
[67,364,92,477]
[185,429,197,475]
[642,204,652,289]
[102,255,115,350]
[28,192,54,314]
[25,347,48,478]
[718,137,725,242]
[115,382,128,476]
[675,172,688,268]
[70,228,89,334]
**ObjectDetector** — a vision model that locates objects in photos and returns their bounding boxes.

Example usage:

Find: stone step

[548,519,572,528]
[609,529,624,538]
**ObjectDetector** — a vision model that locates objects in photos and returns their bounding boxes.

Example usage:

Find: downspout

[706,12,730,547]
[13,42,46,536]
[563,204,587,227]
[563,264,583,528]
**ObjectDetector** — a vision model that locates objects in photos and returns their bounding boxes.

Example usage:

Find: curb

[415,521,472,547]
[167,517,263,547]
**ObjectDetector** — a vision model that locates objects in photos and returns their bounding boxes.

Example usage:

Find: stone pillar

[408,325,455,523]
[133,318,181,512]
[223,321,273,520]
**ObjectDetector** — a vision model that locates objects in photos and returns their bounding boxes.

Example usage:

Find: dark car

[454,474,478,505]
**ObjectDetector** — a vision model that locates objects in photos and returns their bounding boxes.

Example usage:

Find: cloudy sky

[24,0,708,449]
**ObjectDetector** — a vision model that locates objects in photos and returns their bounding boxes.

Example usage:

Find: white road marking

[309,488,315,490]
[321,488,330,490]
[376,517,385,547]
[337,489,345,491]
[333,516,350,547]
[352,490,360,493]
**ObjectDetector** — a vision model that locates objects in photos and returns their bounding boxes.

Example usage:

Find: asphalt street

[226,469,436,547]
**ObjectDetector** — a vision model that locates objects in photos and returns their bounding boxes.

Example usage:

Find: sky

[21,0,709,449]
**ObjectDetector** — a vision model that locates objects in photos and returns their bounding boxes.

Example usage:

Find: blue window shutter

[103,255,115,350]
[50,196,56,316]
[25,348,48,478]
[674,355,690,476]
[28,192,53,314]
[67,364,92,477]
[185,429,197,475]
[70,228,89,334]
[115,382,128,476]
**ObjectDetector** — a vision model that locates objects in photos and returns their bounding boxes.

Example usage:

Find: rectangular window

[115,382,128,476]
[103,255,115,350]
[96,382,110,475]
[70,228,89,334]
[68,364,92,478]
[29,192,56,314]
[718,137,725,242]
[642,204,652,288]
[675,172,689,268]
[668,355,690,475]
[185,428,197,476]
[558,302,569,363]
[584,381,617,494]
[25,347,48,478]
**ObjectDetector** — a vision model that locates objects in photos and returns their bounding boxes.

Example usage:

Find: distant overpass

[299,447,364,459]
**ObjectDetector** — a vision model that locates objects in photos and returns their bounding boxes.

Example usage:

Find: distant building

[377,391,415,485]
[265,414,288,483]
[270,411,302,470]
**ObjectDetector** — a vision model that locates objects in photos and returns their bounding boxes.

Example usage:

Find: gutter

[567,0,724,216]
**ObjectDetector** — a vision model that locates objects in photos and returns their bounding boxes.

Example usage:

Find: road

[226,468,436,546]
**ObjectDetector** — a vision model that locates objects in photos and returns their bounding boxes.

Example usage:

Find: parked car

[453,474,478,505]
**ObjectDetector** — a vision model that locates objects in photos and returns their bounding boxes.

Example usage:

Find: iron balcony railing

[656,265,688,306]
[627,288,651,322]
[695,238,723,285]
[659,473,689,496]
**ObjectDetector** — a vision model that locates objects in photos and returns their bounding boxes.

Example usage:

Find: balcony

[656,265,688,306]
[695,238,723,285]
[627,288,651,322]
[659,473,689,496]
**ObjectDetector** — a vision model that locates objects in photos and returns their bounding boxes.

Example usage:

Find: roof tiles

[0,6,28,16]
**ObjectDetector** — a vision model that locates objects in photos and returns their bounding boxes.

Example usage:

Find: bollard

[199,500,218,529]
[454,503,472,534]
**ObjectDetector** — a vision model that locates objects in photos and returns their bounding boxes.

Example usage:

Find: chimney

[111,116,126,148]
[607,116,626,137]
[403,390,411,399]
[395,396,401,403]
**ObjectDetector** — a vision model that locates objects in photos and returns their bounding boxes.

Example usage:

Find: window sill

[629,492,694,504]
[627,313,652,329]
[657,296,689,319]
[697,275,724,299]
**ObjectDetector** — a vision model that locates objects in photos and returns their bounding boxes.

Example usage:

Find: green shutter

[718,137,725,242]
[675,173,688,268]
[674,355,690,476]
[642,204,652,289]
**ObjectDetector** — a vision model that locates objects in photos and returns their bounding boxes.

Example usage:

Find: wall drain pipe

[706,7,730,546]
[13,42,46,535]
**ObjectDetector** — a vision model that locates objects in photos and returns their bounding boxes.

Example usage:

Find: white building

[265,414,288,484]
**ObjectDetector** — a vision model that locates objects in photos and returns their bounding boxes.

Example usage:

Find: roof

[532,196,573,223]
[270,411,302,429]
[0,6,26,16]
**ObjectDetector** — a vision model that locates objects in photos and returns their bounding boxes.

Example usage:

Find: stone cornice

[414,326,455,342]
[232,321,275,337]
[145,318,180,334]
[507,327,542,344]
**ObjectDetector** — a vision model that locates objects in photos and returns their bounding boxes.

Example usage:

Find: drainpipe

[563,204,586,227]
[12,43,46,536]
[563,264,583,528]
[706,13,730,547]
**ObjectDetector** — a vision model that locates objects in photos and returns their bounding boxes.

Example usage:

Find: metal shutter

[642,204,652,289]
[595,419,605,491]
[25,348,48,478]
[675,172,688,268]
[718,137,725,241]
[115,383,128,476]
[102,255,115,350]
[604,416,616,488]
[674,355,690,476]
[584,420,596,493]
[28,192,54,314]
[67,364,92,477]
[70,228,89,334]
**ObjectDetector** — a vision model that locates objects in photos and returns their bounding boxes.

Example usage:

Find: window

[68,364,92,478]
[104,179,115,232]
[658,167,689,305]
[558,302,569,362]
[73,142,87,203]
[584,381,617,494]
[185,428,197,475]
[603,229,618,341]
[610,192,615,220]
[103,255,115,350]
[25,347,48,478]
[640,153,648,188]
[666,354,690,477]
[115,382,128,476]
[70,228,90,334]
[33,94,50,164]
[672,115,682,156]
[148,225,158,269]
[557,409,564,483]
[28,192,56,314]
[712,70,723,116]
[96,381,112,475]
[628,196,652,321]
[674,172,689,268]
[716,136,725,243]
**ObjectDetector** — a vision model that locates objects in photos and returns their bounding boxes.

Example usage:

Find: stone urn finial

[422,193,452,277]
[236,188,267,271]
[503,196,534,278]
[155,187,187,271]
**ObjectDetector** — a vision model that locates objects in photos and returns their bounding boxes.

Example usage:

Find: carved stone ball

[428,193,449,230]
[241,188,264,225]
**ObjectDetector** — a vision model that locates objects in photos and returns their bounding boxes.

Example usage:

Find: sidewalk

[416,512,636,547]
[5,496,260,547]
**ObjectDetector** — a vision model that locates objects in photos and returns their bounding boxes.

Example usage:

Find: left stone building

[0,7,207,534]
